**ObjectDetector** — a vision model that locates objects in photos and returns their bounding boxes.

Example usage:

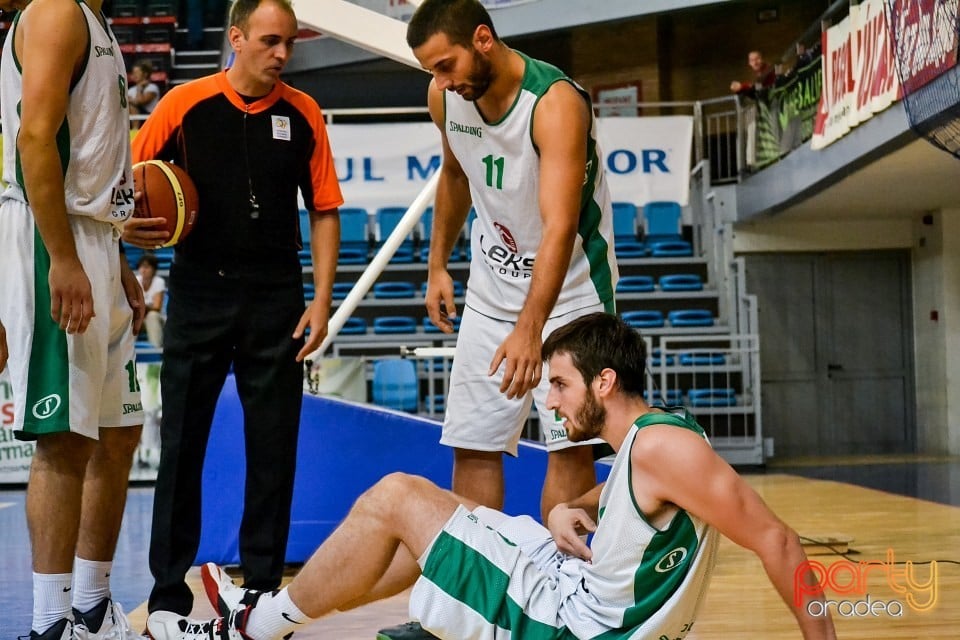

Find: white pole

[311,171,440,358]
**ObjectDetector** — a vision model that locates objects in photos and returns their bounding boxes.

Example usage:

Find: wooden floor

[125,473,960,639]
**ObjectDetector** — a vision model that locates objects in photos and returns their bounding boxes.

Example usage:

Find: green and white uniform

[441,52,618,452]
[0,0,140,440]
[411,410,719,639]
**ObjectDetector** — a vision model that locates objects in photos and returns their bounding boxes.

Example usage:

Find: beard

[456,49,494,101]
[568,388,606,442]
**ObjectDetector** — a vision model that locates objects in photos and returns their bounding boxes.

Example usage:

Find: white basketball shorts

[0,197,143,440]
[441,303,605,455]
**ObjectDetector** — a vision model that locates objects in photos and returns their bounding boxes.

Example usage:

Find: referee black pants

[148,264,305,615]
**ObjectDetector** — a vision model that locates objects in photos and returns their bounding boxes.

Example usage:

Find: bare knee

[32,432,95,476]
[95,426,143,464]
[356,473,445,526]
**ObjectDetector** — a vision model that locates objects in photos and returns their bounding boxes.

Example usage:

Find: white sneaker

[145,610,250,640]
[73,599,145,640]
[200,563,263,617]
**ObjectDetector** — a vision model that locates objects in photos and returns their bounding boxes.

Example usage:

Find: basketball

[132,160,199,248]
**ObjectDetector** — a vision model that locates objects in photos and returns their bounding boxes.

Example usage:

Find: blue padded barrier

[197,376,612,564]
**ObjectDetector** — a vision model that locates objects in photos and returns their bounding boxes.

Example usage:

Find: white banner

[328,116,692,213]
[812,0,901,149]
[0,369,32,484]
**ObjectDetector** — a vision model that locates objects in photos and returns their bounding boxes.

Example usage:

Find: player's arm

[490,82,586,398]
[635,427,837,639]
[295,208,340,362]
[124,86,185,248]
[17,0,94,334]
[425,80,472,332]
[546,481,604,560]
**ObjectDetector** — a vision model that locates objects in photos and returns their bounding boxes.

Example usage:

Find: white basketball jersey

[444,52,618,321]
[559,411,719,639]
[0,1,134,226]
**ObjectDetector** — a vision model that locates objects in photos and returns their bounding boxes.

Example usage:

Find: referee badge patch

[272,115,291,141]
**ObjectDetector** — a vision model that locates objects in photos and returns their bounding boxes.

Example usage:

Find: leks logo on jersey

[655,547,688,573]
[31,394,62,420]
[494,222,517,252]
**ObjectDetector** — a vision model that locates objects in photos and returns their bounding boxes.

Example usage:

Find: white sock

[73,557,112,613]
[245,588,313,639]
[32,572,72,634]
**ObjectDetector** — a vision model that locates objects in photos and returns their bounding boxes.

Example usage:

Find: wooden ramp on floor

[128,474,960,639]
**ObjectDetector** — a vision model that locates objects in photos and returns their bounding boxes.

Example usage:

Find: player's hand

[122,213,170,249]
[547,503,596,561]
[48,256,95,334]
[730,80,742,92]
[489,324,542,399]
[119,256,146,336]
[424,269,457,333]
[294,300,329,362]
[0,320,8,373]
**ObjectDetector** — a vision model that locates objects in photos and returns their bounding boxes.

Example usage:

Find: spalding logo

[494,222,517,253]
[655,547,688,573]
[32,394,62,420]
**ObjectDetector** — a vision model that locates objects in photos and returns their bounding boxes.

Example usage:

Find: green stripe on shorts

[422,529,577,640]
[18,225,70,439]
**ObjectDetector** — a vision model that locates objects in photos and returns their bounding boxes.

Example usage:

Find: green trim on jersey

[18,226,71,440]
[423,529,579,640]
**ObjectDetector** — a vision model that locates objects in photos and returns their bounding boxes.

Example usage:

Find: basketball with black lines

[132,160,200,248]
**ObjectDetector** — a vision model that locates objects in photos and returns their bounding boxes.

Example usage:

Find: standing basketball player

[122,0,344,632]
[385,4,619,635]
[0,0,145,638]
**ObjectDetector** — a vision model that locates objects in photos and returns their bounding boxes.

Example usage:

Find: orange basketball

[132,160,199,248]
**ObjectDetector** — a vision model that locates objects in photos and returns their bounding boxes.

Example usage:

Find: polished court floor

[2,455,959,639]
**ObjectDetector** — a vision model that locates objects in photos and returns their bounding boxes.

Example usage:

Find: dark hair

[542,312,647,397]
[137,253,159,270]
[229,0,295,33]
[406,0,498,50]
[132,60,153,76]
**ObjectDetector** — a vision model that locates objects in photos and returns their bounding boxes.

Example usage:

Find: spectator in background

[123,0,343,633]
[730,50,777,98]
[128,60,160,130]
[135,252,166,347]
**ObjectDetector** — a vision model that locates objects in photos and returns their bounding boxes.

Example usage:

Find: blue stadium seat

[419,281,465,297]
[687,388,737,407]
[375,206,416,263]
[642,201,683,242]
[373,316,417,334]
[643,389,682,406]
[649,349,675,367]
[462,208,477,261]
[299,209,311,248]
[621,310,664,328]
[649,239,693,258]
[612,201,647,258]
[616,275,655,293]
[332,283,354,300]
[659,274,703,291]
[371,359,419,412]
[679,352,726,366]
[668,309,714,327]
[373,282,416,299]
[425,393,446,414]
[153,247,174,271]
[303,284,315,302]
[423,315,461,333]
[339,317,367,335]
[339,207,371,265]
